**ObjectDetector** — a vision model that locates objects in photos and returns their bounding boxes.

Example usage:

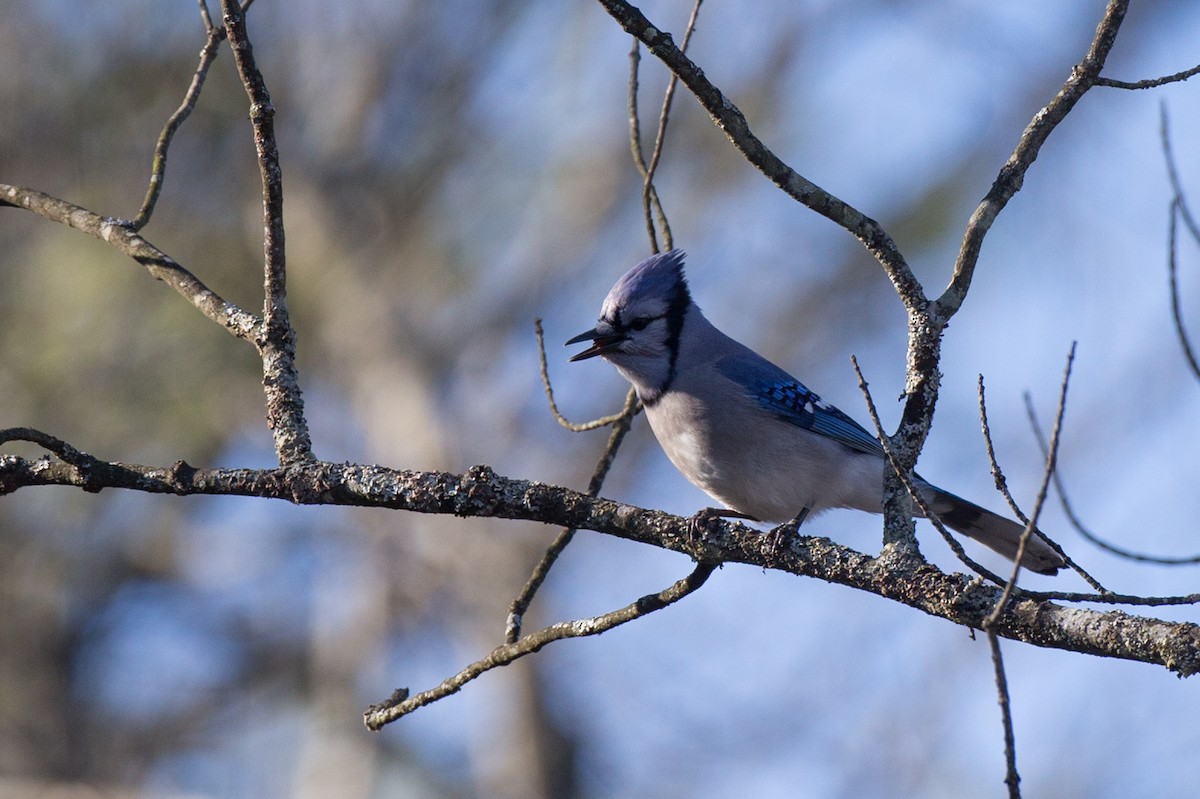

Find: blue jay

[567,249,1065,575]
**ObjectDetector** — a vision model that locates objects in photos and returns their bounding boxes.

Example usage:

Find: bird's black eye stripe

[628,316,655,331]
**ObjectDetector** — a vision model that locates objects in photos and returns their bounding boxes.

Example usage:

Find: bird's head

[566,249,693,399]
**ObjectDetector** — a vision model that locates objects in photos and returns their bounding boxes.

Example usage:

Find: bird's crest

[602,249,691,317]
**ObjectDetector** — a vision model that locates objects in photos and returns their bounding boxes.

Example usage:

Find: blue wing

[754,379,885,457]
[715,354,885,458]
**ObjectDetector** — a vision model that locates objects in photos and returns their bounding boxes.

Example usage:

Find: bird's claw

[687,507,758,552]
[765,507,810,565]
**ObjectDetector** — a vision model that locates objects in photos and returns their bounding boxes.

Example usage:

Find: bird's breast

[644,383,886,522]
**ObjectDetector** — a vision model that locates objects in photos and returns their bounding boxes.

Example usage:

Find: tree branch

[0,183,261,340]
[987,631,1022,799]
[594,0,920,306]
[220,0,313,465]
[1161,104,1200,383]
[127,5,226,230]
[371,562,717,730]
[3,435,1198,677]
[1096,63,1200,90]
[940,0,1130,317]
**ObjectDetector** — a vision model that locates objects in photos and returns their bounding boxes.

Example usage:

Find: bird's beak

[566,326,625,362]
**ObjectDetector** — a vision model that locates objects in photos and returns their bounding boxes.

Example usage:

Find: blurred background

[2,1,1199,797]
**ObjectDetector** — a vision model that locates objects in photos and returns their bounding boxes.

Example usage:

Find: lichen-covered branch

[2,434,1198,678]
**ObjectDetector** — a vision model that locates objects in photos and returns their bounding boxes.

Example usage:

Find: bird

[566,249,1065,575]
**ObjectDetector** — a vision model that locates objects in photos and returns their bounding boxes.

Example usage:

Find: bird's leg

[687,507,758,552]
[766,507,810,564]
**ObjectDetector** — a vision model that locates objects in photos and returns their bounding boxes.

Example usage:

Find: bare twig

[595,0,919,304]
[627,0,703,251]
[1161,105,1200,382]
[977,376,1029,522]
[368,562,717,729]
[220,0,313,465]
[1161,105,1200,244]
[987,631,1022,799]
[198,0,215,29]
[985,345,1102,626]
[1167,201,1200,382]
[0,428,93,470]
[132,0,258,228]
[978,373,1105,593]
[627,42,670,253]
[128,8,224,229]
[506,379,639,642]
[1017,588,1200,607]
[1097,63,1200,90]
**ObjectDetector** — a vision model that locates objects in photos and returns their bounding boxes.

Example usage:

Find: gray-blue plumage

[567,249,1064,575]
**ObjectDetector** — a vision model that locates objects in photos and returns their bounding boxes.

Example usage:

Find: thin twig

[1097,63,1200,90]
[506,381,639,642]
[941,0,1131,315]
[987,631,1022,799]
[535,319,639,432]
[0,428,92,469]
[1161,105,1200,382]
[1161,104,1200,244]
[627,41,665,252]
[596,0,920,305]
[639,0,702,250]
[1167,201,1200,382]
[979,374,1105,593]
[198,0,215,30]
[977,375,1030,523]
[1016,588,1200,607]
[128,8,225,230]
[367,562,717,730]
[985,345,1097,626]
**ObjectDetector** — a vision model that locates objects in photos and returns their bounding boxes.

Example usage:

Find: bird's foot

[687,507,758,552]
[765,507,810,565]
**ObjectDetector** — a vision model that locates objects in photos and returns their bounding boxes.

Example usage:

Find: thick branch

[3,447,1197,677]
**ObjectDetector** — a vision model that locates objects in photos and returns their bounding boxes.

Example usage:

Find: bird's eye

[628,316,653,331]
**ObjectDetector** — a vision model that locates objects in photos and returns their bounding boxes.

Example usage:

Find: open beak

[565,326,626,362]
